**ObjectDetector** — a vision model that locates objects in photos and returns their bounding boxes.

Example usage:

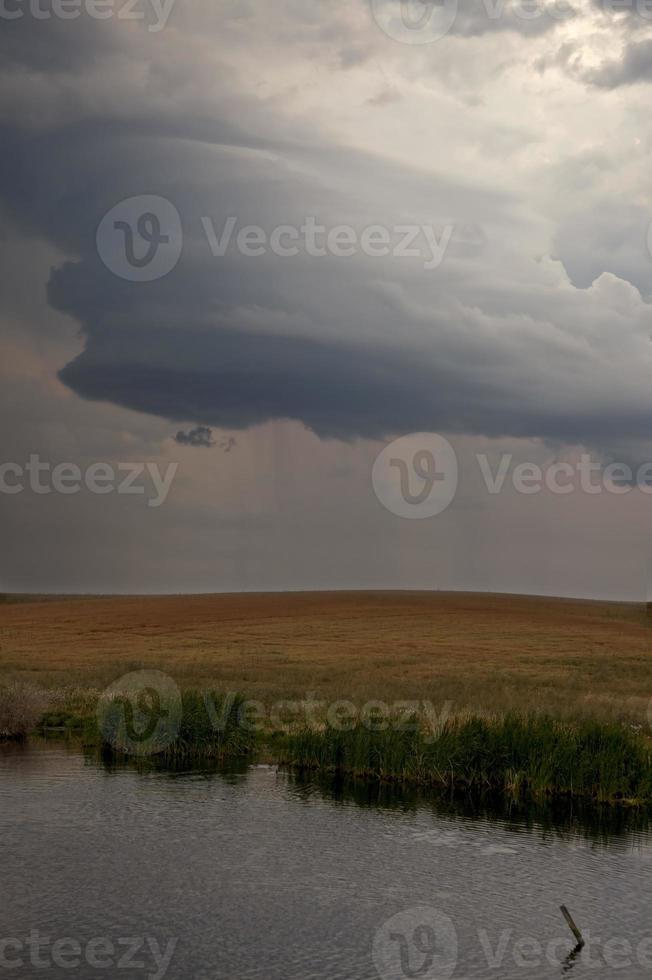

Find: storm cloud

[2,0,652,598]
[2,0,652,452]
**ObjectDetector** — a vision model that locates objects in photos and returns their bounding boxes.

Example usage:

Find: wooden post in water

[560,905,585,948]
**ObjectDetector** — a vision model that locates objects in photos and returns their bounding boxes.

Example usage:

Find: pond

[2,741,652,979]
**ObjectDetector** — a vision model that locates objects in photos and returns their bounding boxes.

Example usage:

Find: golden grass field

[1,591,651,724]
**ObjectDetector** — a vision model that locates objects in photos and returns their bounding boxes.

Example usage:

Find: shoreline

[6,697,651,810]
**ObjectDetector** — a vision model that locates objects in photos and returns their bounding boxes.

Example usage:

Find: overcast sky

[1,0,652,599]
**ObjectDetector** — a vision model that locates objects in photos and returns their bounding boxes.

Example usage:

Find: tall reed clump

[164,691,256,762]
[279,714,652,804]
[92,690,257,763]
[0,683,51,739]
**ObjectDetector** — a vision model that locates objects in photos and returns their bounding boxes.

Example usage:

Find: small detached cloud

[175,425,215,448]
[174,427,238,451]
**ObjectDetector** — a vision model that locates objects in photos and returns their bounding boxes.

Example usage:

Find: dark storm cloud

[2,104,649,452]
[56,318,652,445]
[58,323,495,441]
[0,112,271,253]
[0,4,120,70]
[3,0,652,601]
[1,2,651,457]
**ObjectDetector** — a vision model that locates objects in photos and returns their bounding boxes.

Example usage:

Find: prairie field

[0,591,651,725]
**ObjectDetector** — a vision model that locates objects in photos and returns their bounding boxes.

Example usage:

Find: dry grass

[0,682,53,738]
[0,591,651,725]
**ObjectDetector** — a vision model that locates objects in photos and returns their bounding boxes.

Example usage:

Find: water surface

[2,741,652,979]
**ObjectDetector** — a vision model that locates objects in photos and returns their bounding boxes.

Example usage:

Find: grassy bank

[4,681,652,804]
[0,685,256,763]
[2,591,652,801]
[278,714,652,805]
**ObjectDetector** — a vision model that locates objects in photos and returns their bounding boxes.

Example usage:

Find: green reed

[89,690,257,763]
[278,713,652,804]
